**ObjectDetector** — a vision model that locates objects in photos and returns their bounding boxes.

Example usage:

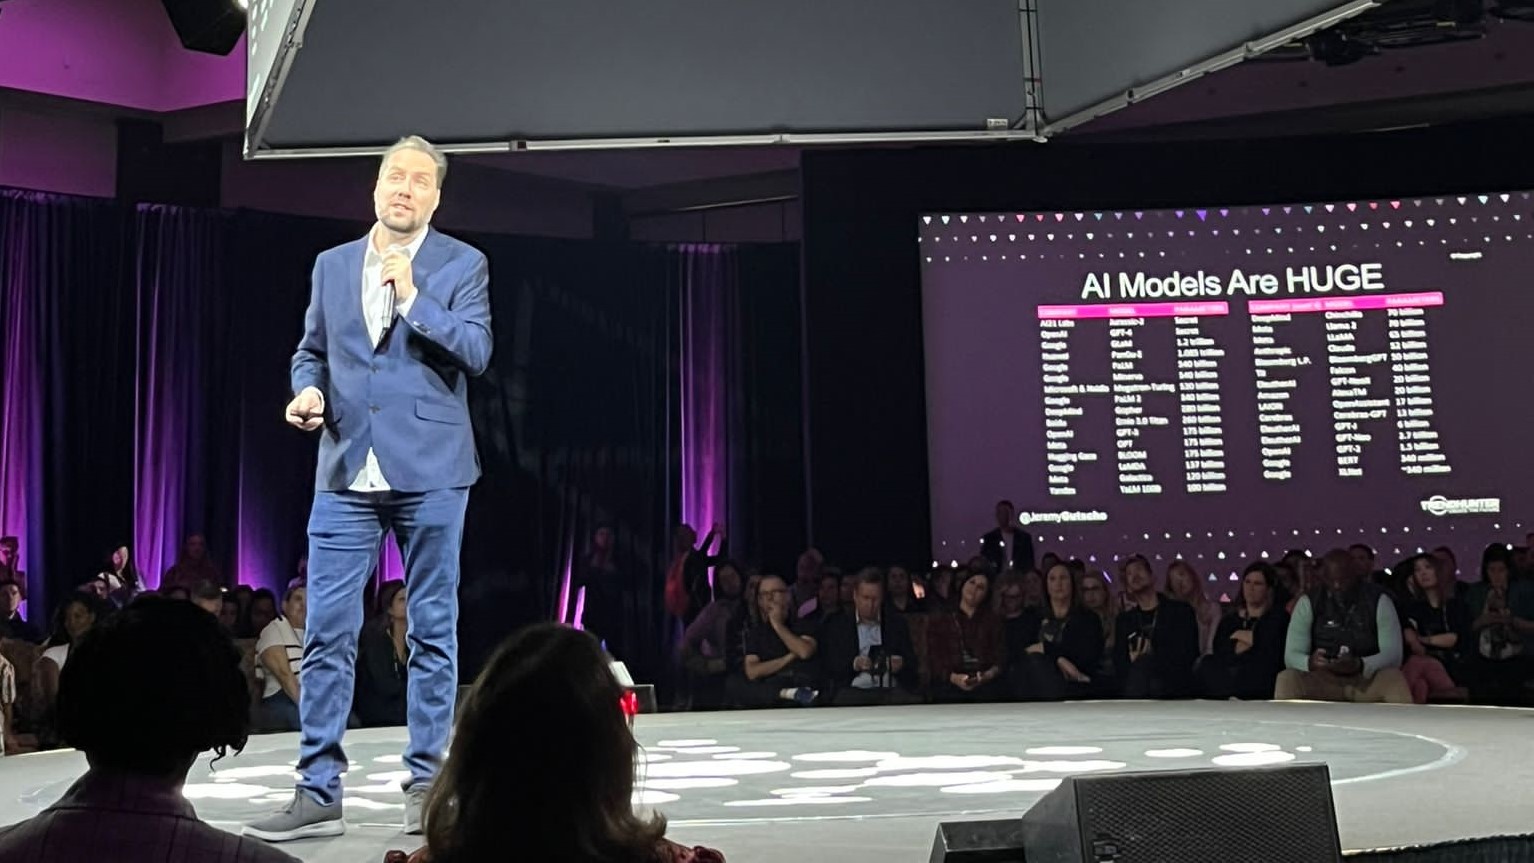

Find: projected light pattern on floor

[84,707,1448,830]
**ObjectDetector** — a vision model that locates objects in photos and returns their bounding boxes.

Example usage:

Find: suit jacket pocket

[415,398,465,425]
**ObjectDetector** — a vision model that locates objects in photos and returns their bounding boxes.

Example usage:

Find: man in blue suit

[246,136,491,843]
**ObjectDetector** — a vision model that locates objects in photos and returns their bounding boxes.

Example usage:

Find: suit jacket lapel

[340,238,369,346]
[410,228,451,301]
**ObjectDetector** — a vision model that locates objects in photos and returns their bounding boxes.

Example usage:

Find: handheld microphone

[381,244,405,339]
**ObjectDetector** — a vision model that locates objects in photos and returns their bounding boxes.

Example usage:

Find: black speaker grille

[1073,767,1340,863]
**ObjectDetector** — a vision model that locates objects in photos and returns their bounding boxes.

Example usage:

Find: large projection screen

[245,0,1032,154]
[920,192,1533,590]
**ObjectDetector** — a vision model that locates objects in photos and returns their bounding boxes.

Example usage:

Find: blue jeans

[297,487,469,807]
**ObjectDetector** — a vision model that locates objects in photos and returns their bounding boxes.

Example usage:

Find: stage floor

[1,700,1530,862]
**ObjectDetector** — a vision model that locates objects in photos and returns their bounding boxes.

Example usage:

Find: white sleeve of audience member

[1284,597,1313,672]
[1364,596,1404,676]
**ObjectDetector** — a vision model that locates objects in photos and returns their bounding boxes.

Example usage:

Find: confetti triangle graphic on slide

[1390,201,1401,209]
[1325,204,1336,212]
[1016,215,1026,222]
[1346,203,1356,212]
[1303,206,1313,214]
[1220,209,1229,217]
[1478,195,1489,205]
[1008,234,1016,241]
[922,216,932,225]
[1094,213,1104,221]
[1500,194,1511,203]
[1196,210,1208,221]
[1262,208,1271,216]
[978,215,987,222]
[1114,212,1123,220]
[1175,210,1186,219]
[1035,214,1045,222]
[1075,213,1085,221]
[1134,212,1144,220]
[941,215,950,224]
[1368,202,1379,210]
[1055,213,1066,222]
[989,235,996,242]
[1284,206,1293,215]
[1457,197,1467,205]
[960,215,969,223]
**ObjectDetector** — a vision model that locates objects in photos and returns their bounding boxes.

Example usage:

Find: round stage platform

[1,700,1530,863]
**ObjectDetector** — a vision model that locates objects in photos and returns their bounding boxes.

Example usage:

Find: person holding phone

[927,569,1005,702]
[1275,549,1411,703]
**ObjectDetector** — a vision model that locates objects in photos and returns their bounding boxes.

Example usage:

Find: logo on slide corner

[1420,495,1500,517]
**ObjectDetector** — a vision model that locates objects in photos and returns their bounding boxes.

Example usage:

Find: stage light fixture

[159,0,246,56]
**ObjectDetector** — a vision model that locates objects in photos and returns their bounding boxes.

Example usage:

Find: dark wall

[800,115,1534,571]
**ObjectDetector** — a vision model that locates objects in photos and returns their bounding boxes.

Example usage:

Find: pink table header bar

[1036,301,1230,320]
[1248,291,1444,315]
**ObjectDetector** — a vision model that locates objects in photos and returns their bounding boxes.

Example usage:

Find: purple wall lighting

[677,245,734,574]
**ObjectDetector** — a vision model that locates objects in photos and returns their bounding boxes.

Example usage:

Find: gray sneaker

[243,791,346,842]
[403,784,430,835]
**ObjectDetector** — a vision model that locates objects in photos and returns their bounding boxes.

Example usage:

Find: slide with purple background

[920,193,1532,592]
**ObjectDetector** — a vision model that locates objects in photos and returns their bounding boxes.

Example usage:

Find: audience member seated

[884,566,924,616]
[926,567,957,612]
[1463,543,1534,705]
[229,585,255,637]
[1008,563,1102,701]
[798,573,843,630]
[980,499,1036,573]
[927,569,1005,702]
[1166,560,1221,656]
[1431,545,1462,597]
[191,580,225,619]
[1275,549,1411,704]
[819,571,918,706]
[161,533,222,592]
[727,575,820,707]
[97,544,143,606]
[1199,562,1289,700]
[1020,568,1045,613]
[249,588,279,636]
[681,563,744,710]
[790,549,823,618]
[255,582,307,732]
[1114,555,1199,699]
[220,595,242,632]
[384,623,722,863]
[0,651,15,756]
[0,578,41,643]
[0,537,24,592]
[0,596,299,863]
[1077,571,1119,695]
[33,596,100,745]
[355,580,408,727]
[1399,553,1469,704]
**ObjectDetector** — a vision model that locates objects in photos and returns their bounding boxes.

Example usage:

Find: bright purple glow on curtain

[676,244,734,578]
[0,192,47,612]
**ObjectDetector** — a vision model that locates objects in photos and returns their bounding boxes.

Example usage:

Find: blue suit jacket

[291,228,492,491]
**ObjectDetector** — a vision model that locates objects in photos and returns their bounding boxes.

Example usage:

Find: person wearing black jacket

[980,500,1035,574]
[1200,562,1289,700]
[820,572,919,705]
[1009,563,1103,701]
[1114,554,1200,698]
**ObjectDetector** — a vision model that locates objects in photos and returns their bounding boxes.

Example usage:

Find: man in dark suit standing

[247,136,492,844]
[980,499,1035,573]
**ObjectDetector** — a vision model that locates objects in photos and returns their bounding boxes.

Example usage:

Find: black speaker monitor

[1022,763,1341,863]
[160,0,246,56]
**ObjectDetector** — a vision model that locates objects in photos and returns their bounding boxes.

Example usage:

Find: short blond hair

[380,135,447,187]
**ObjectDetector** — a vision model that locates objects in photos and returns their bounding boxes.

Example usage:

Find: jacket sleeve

[291,257,329,398]
[399,252,493,376]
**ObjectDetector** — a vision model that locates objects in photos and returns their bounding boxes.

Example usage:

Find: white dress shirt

[302,223,426,492]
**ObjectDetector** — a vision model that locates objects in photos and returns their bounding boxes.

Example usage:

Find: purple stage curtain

[0,193,48,611]
[133,205,224,589]
[674,245,737,575]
